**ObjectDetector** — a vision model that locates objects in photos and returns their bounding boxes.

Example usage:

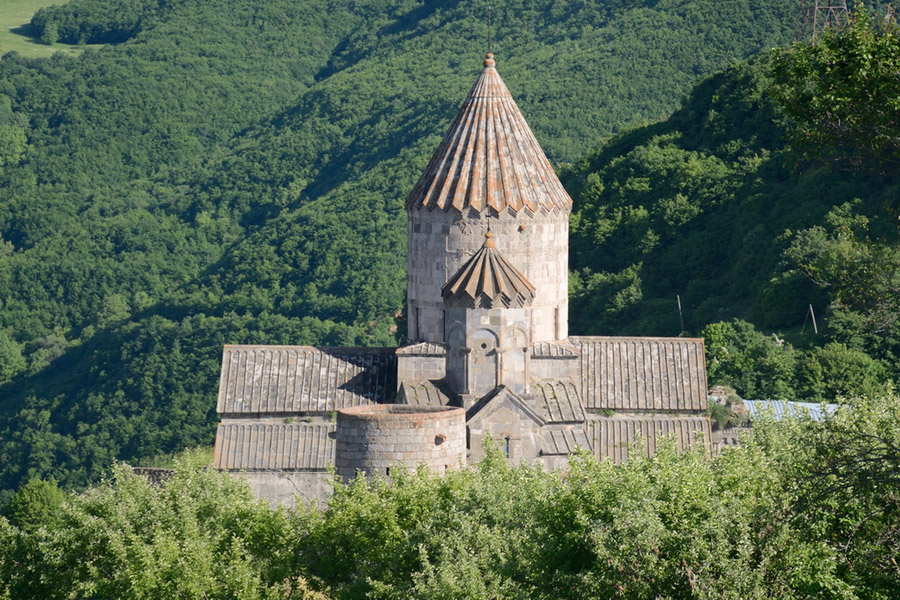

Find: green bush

[0,478,65,532]
[0,331,24,385]
[30,0,163,45]
[797,342,891,402]
[702,319,797,399]
[3,399,900,598]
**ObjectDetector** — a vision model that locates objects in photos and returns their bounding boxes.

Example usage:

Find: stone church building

[213,54,711,505]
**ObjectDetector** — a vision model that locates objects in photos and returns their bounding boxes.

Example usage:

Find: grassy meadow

[0,0,100,57]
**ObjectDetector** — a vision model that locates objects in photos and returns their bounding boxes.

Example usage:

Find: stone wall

[334,405,466,481]
[407,208,569,344]
[397,354,445,386]
[235,471,333,509]
[466,389,544,465]
[529,355,579,384]
[445,305,531,400]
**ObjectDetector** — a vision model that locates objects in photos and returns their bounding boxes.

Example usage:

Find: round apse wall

[334,404,466,481]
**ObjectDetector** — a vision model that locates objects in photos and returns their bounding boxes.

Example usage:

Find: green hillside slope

[0,0,800,497]
[564,50,898,400]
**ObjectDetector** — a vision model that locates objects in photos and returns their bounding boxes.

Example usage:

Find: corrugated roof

[530,381,586,422]
[744,400,839,422]
[217,346,396,414]
[587,416,711,464]
[442,233,535,307]
[405,53,573,215]
[572,337,708,412]
[214,422,335,471]
[541,428,592,455]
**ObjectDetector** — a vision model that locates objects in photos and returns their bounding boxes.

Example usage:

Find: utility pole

[794,0,851,42]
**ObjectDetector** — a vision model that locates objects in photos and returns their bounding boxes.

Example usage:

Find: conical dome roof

[406,54,573,214]
[442,232,536,308]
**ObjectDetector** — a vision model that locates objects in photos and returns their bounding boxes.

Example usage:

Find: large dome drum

[405,53,572,345]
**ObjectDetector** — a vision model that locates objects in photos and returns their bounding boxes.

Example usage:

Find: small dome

[442,233,536,308]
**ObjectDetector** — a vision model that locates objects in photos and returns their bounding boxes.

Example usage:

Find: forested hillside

[563,7,899,402]
[0,0,852,499]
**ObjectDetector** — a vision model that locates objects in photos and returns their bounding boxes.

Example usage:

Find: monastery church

[213,53,711,505]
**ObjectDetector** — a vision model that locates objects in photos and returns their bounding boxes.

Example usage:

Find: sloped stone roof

[397,380,453,407]
[587,416,711,464]
[405,53,573,214]
[217,345,396,414]
[214,422,335,471]
[467,385,545,426]
[531,341,580,358]
[571,337,709,412]
[530,380,586,423]
[396,342,447,356]
[541,428,592,456]
[442,232,535,307]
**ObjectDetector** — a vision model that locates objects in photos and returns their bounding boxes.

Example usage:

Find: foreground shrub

[2,396,898,599]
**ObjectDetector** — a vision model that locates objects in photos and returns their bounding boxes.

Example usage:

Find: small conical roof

[406,54,573,214]
[442,232,536,307]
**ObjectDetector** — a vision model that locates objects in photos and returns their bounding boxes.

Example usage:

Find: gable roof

[530,380,586,423]
[571,337,708,412]
[405,53,573,215]
[466,385,545,427]
[442,232,535,308]
[214,422,334,471]
[217,345,396,415]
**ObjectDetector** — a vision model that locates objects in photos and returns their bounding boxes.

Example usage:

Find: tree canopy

[2,398,899,599]
[772,6,900,174]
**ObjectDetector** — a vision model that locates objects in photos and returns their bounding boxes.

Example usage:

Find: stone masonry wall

[335,405,466,480]
[236,471,333,508]
[396,354,446,386]
[407,208,569,344]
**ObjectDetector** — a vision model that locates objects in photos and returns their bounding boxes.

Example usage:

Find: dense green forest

[2,399,899,599]
[563,6,900,402]
[0,0,802,499]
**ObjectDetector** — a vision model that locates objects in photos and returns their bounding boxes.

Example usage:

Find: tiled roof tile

[442,233,535,307]
[406,54,573,215]
[541,428,592,455]
[531,381,586,422]
[572,337,708,412]
[587,416,711,464]
[217,346,396,414]
[214,422,334,471]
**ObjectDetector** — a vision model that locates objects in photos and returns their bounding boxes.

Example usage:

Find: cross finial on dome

[487,5,493,55]
[484,52,495,68]
[484,231,495,248]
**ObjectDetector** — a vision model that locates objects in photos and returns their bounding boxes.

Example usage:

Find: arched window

[503,436,511,459]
